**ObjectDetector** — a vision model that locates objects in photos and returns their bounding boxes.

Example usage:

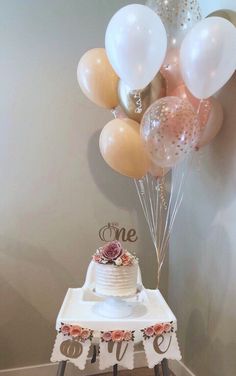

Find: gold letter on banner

[153,334,172,354]
[108,341,129,361]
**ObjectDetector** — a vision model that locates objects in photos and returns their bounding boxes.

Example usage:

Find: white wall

[0,0,157,369]
[169,74,236,375]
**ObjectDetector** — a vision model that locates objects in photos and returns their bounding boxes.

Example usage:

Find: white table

[51,263,181,375]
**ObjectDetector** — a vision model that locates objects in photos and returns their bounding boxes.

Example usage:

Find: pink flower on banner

[123,331,132,341]
[144,326,154,337]
[121,253,131,266]
[70,325,82,337]
[101,241,123,261]
[163,323,172,332]
[102,331,112,342]
[61,324,71,335]
[153,323,164,336]
[111,330,124,342]
[81,328,91,340]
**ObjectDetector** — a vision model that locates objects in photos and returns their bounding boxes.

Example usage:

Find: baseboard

[169,360,196,376]
[0,351,195,376]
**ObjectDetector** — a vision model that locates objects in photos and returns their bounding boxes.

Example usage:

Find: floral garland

[92,240,137,266]
[142,322,174,340]
[101,330,135,342]
[59,321,174,343]
[60,323,93,342]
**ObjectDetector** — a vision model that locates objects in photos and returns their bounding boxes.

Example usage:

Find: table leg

[56,360,67,376]
[161,358,169,376]
[91,345,97,363]
[154,363,161,376]
[113,364,118,376]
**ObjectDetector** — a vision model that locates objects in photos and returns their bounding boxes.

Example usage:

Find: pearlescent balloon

[105,4,167,90]
[118,72,166,123]
[141,97,200,168]
[180,17,236,99]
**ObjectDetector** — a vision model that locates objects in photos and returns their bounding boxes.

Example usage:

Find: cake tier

[95,262,138,297]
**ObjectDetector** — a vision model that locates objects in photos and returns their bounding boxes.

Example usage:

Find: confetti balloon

[141,97,200,168]
[146,0,202,48]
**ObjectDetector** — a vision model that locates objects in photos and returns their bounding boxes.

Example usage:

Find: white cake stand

[93,287,142,319]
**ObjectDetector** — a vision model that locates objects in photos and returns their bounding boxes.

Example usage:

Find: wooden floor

[98,366,175,375]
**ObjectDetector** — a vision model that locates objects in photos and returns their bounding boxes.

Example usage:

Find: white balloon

[105,4,167,90]
[180,17,236,99]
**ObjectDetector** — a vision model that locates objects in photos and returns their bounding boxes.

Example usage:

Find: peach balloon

[170,84,212,129]
[197,98,223,149]
[77,48,119,109]
[99,118,149,179]
[160,48,183,94]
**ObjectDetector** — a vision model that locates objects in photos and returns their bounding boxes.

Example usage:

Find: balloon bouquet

[77,1,236,287]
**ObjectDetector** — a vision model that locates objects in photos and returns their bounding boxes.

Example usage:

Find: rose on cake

[92,241,137,266]
[101,240,123,261]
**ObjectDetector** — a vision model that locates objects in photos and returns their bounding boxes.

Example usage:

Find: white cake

[92,240,138,297]
[95,262,138,297]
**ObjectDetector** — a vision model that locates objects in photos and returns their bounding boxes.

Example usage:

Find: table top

[56,287,176,331]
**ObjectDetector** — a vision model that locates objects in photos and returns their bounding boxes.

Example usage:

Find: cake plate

[93,287,142,319]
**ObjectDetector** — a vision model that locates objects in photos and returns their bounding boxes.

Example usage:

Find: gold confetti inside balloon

[141,96,200,168]
[146,0,202,48]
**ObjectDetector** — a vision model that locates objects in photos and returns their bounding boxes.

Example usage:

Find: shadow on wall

[184,225,236,375]
[172,73,236,375]
[86,128,161,291]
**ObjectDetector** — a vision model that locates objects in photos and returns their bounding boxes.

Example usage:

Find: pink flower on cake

[144,326,155,337]
[111,330,124,342]
[163,323,172,332]
[93,254,102,263]
[123,331,132,341]
[61,324,71,335]
[70,325,82,337]
[101,241,123,261]
[153,323,164,335]
[81,328,91,340]
[102,331,112,342]
[121,253,131,266]
[115,257,122,266]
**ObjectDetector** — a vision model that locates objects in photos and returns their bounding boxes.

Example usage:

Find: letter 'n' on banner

[99,330,134,370]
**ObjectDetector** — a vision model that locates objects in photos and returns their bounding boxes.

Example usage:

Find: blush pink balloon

[160,48,183,94]
[197,97,223,149]
[148,161,170,178]
[170,84,212,129]
[141,97,200,168]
